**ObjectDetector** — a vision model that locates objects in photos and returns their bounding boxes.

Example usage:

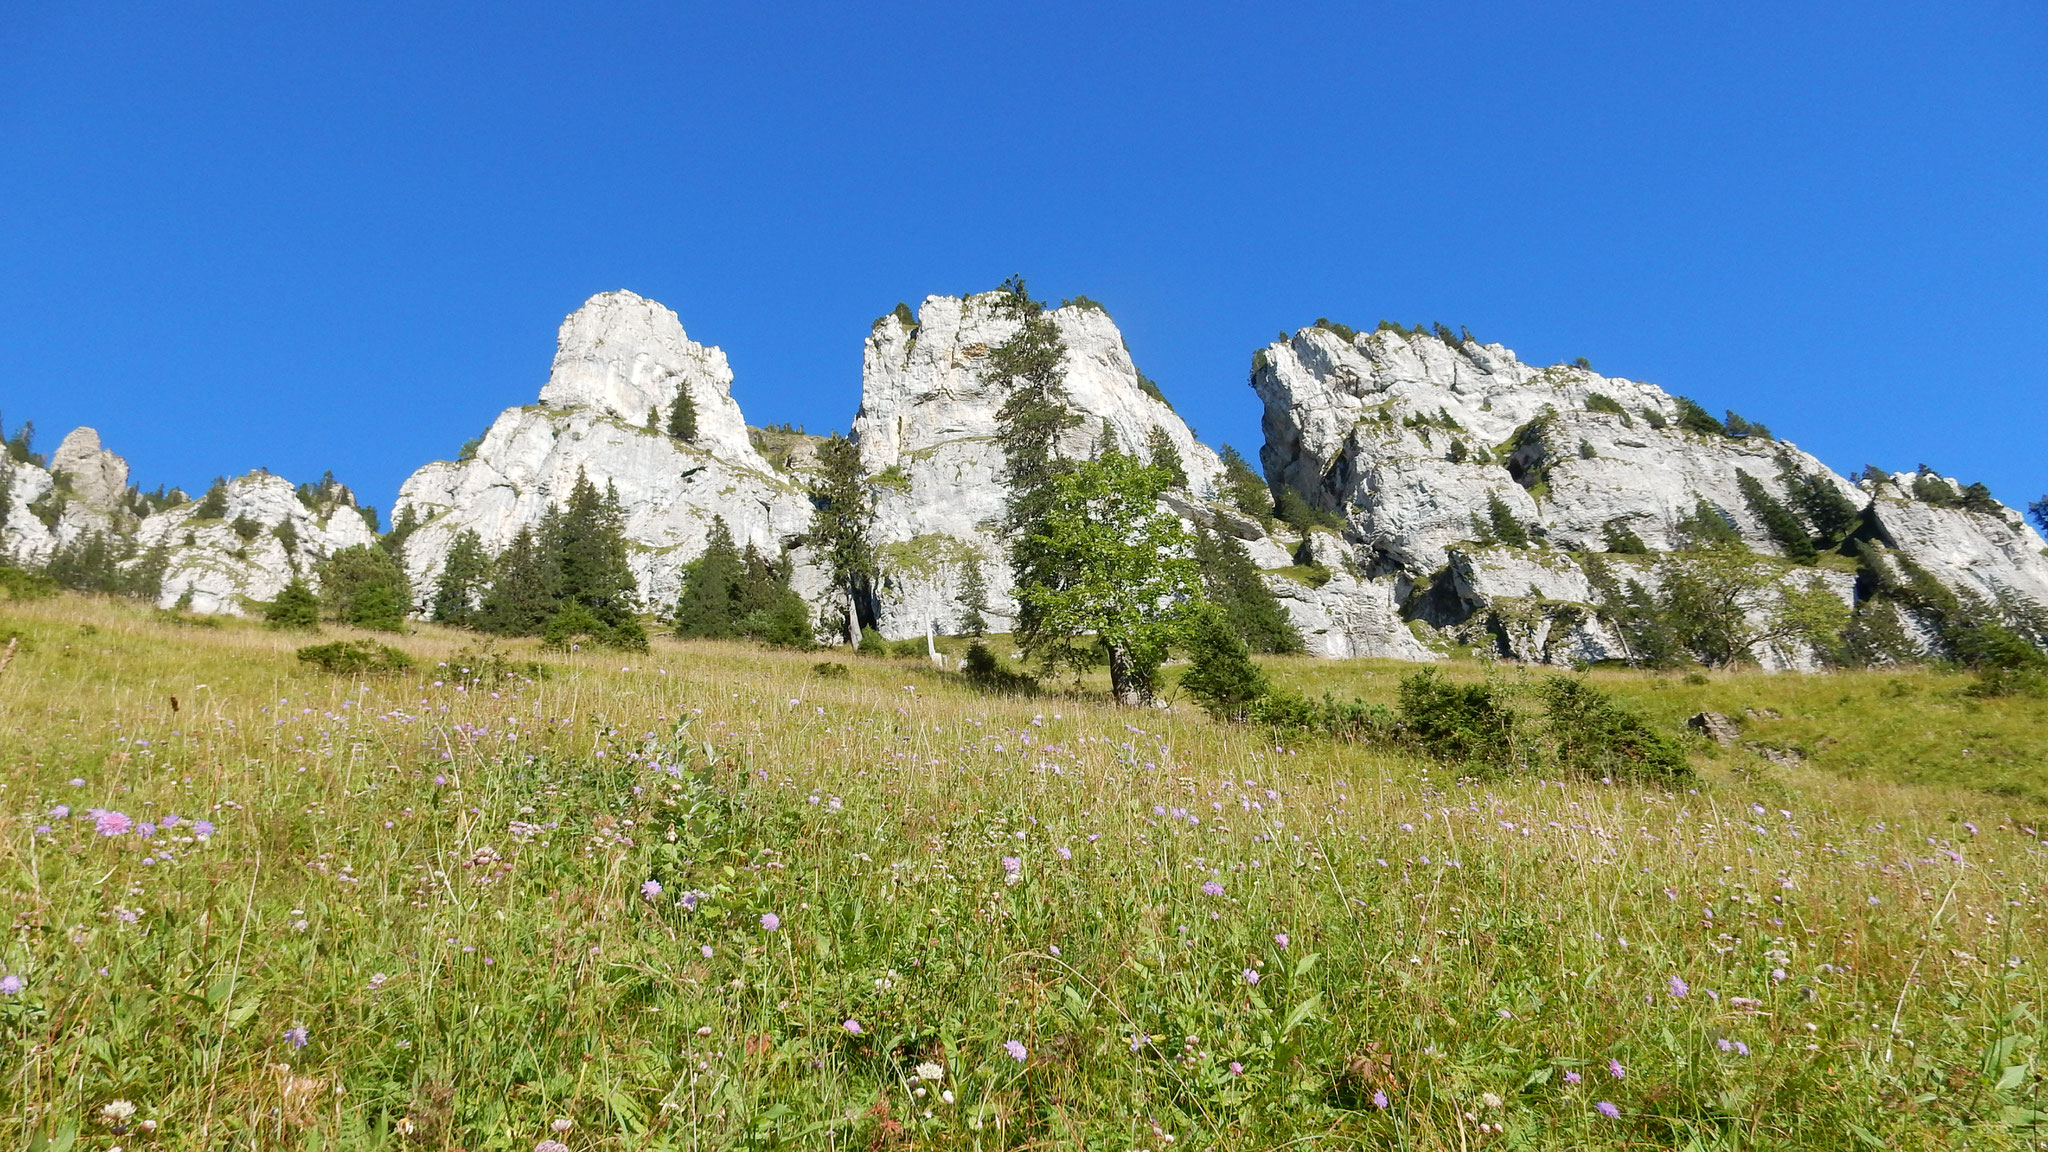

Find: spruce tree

[475,527,554,636]
[666,388,698,442]
[265,577,321,631]
[1782,466,1861,545]
[809,434,875,645]
[1145,427,1187,489]
[1485,492,1530,547]
[672,517,745,639]
[1179,602,1274,721]
[193,478,230,520]
[987,280,1081,533]
[430,529,490,627]
[1193,523,1302,653]
[544,473,645,649]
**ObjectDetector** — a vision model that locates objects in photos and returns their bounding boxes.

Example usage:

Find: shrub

[265,579,321,631]
[1484,493,1530,548]
[962,641,1036,694]
[1178,604,1272,721]
[0,565,58,600]
[1601,520,1651,555]
[297,640,414,676]
[1584,393,1627,418]
[1911,470,1960,507]
[812,661,850,679]
[1540,677,1693,782]
[857,626,888,657]
[1640,406,1668,430]
[1311,318,1358,341]
[230,514,262,542]
[192,478,230,520]
[1395,669,1520,771]
[1673,397,1724,437]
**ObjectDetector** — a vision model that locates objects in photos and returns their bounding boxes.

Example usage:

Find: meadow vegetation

[0,593,2044,1149]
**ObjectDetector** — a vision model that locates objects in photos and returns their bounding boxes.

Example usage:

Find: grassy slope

[0,595,2041,1150]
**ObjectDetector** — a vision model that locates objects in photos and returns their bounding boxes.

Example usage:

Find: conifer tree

[1179,601,1274,721]
[317,544,410,631]
[430,529,490,627]
[1736,470,1817,561]
[1485,492,1530,548]
[1145,427,1188,489]
[266,578,321,631]
[476,527,553,636]
[193,478,230,520]
[809,434,875,646]
[957,554,991,636]
[673,517,744,639]
[666,388,698,442]
[1218,445,1271,521]
[1193,523,1301,653]
[543,473,645,649]
[988,279,1081,534]
[1781,466,1862,545]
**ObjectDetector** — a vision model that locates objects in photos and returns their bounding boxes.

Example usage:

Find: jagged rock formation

[1251,324,2048,668]
[391,291,820,614]
[139,474,379,614]
[1,428,137,562]
[851,292,1225,639]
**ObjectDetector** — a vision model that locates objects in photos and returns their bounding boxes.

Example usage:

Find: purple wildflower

[537,1142,570,1152]
[1669,975,1689,998]
[284,1026,310,1049]
[0,974,22,995]
[1596,1101,1620,1118]
[136,823,156,839]
[1563,1070,1582,1084]
[640,879,662,902]
[1229,1061,1244,1076]
[843,1019,862,1035]
[49,805,69,819]
[1274,933,1289,950]
[93,810,132,836]
[1004,1040,1028,1062]
[1201,881,1224,897]
[1373,1089,1390,1110]
[1001,856,1021,875]
[1243,968,1260,985]
[433,774,447,786]
[1607,1059,1626,1080]
[760,913,780,932]
[192,820,216,837]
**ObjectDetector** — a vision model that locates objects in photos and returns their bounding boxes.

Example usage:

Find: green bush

[264,579,321,631]
[857,626,888,657]
[962,641,1036,694]
[1178,604,1272,721]
[1601,520,1651,555]
[812,661,850,679]
[297,640,415,676]
[1673,397,1724,437]
[1540,677,1693,783]
[0,566,57,601]
[1395,669,1521,771]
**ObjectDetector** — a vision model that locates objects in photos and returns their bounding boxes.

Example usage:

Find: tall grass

[0,594,2043,1149]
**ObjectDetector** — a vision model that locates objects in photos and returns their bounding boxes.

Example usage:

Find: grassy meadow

[0,593,2044,1150]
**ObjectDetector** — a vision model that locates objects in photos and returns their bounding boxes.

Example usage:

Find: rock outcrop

[138,474,379,614]
[392,291,820,614]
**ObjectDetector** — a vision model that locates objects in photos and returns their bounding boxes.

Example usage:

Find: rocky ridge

[7,292,2045,672]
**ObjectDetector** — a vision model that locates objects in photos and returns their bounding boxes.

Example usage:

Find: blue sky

[2,2,2042,517]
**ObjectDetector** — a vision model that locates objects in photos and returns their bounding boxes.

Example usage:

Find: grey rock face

[138,473,379,614]
[393,291,817,615]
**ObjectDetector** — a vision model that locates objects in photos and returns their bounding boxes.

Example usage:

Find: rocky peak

[50,427,131,510]
[538,290,767,470]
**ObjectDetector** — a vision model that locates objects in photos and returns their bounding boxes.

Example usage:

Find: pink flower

[1201,881,1224,897]
[1004,1040,1027,1062]
[843,1019,862,1035]
[1273,933,1289,949]
[760,913,780,932]
[1243,968,1260,984]
[1563,1070,1582,1084]
[1372,1089,1389,1109]
[640,879,662,901]
[92,810,132,836]
[1229,1061,1244,1075]
[1607,1059,1626,1080]
[1596,1101,1620,1118]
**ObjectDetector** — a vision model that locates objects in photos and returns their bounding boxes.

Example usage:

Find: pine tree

[1675,499,1744,550]
[1781,466,1862,545]
[1145,427,1187,489]
[1179,602,1274,721]
[666,388,698,442]
[1485,492,1530,548]
[1218,444,1271,520]
[475,527,554,636]
[987,281,1081,533]
[809,434,875,646]
[1193,524,1302,653]
[265,577,321,631]
[430,529,490,627]
[1673,397,1724,437]
[672,517,745,639]
[544,473,645,649]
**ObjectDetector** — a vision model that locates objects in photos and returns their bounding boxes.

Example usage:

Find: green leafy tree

[987,280,1082,533]
[809,435,875,646]
[266,578,321,631]
[317,545,410,631]
[1193,523,1301,653]
[1010,448,1197,705]
[1736,470,1816,561]
[666,388,698,442]
[475,527,554,636]
[1218,444,1271,521]
[1145,427,1187,489]
[430,530,490,627]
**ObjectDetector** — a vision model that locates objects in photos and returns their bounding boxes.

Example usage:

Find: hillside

[0,593,2042,1147]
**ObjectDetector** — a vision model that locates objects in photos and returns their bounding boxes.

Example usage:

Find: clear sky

[2,2,2042,517]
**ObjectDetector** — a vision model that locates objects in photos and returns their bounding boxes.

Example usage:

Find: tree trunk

[845,583,860,648]
[1106,642,1146,707]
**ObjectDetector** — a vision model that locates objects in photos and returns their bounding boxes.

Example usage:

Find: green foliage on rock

[1673,397,1724,437]
[1736,470,1817,561]
[191,477,230,520]
[1193,524,1301,654]
[666,388,698,442]
[1144,427,1187,489]
[265,578,321,631]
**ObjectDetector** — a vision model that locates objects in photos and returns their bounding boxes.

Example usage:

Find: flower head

[1004,1039,1028,1062]
[1229,1061,1244,1076]
[1596,1101,1620,1118]
[536,1142,570,1152]
[1243,968,1260,985]
[285,1025,310,1049]
[760,913,780,932]
[93,809,132,836]
[915,1061,945,1083]
[0,974,22,995]
[640,879,663,901]
[1607,1059,1626,1080]
[1274,933,1289,950]
[1372,1089,1390,1110]
[100,1099,137,1125]
[843,1018,862,1035]
[1668,975,1689,998]
[1563,1070,1582,1084]
[1201,881,1224,898]
[551,1119,573,1134]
